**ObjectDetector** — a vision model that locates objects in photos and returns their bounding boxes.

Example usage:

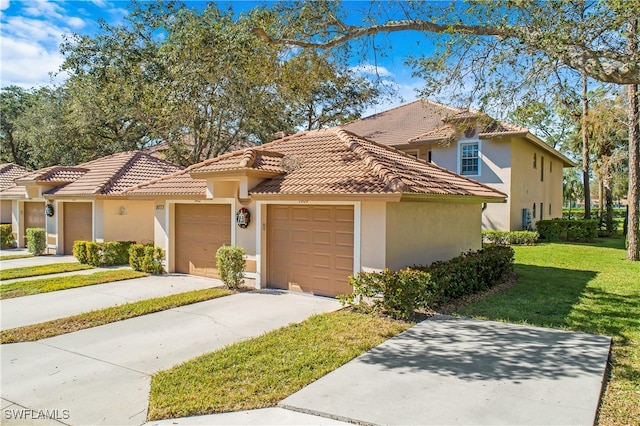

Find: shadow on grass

[455,264,597,329]
[358,316,611,382]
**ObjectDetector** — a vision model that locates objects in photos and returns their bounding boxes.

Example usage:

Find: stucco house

[4,152,182,253]
[1,163,32,227]
[124,127,506,297]
[342,100,576,231]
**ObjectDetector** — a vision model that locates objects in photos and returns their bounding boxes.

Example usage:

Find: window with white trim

[460,142,479,175]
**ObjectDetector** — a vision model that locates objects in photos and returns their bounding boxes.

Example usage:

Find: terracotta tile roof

[408,125,457,144]
[0,163,30,189]
[15,166,89,185]
[42,152,183,197]
[341,100,462,147]
[243,129,505,199]
[124,166,208,196]
[126,128,506,200]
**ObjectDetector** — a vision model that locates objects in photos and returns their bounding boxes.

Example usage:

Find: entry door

[64,203,92,254]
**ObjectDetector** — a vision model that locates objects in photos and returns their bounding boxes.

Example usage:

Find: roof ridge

[93,151,139,195]
[335,129,408,192]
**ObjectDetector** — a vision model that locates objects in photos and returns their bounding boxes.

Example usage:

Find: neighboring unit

[125,128,506,297]
[3,152,182,253]
[342,100,576,231]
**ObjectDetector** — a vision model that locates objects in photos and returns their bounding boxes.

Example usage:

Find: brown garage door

[175,204,231,278]
[24,202,46,246]
[268,205,354,297]
[64,202,92,254]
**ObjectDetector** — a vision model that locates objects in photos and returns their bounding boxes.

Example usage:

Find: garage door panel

[268,205,354,297]
[175,204,231,278]
[63,203,92,254]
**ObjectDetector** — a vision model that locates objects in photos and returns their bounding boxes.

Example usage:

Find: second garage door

[63,202,92,254]
[175,204,231,278]
[24,201,46,246]
[268,205,354,297]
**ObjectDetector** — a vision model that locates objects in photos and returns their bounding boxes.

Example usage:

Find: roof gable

[0,163,30,189]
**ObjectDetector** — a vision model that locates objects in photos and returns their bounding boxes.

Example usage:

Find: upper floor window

[406,149,420,159]
[533,153,537,168]
[550,161,553,173]
[460,142,479,175]
[541,156,545,181]
[428,150,432,163]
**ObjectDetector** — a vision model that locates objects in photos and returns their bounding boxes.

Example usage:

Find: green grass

[0,262,92,281]
[1,287,233,343]
[147,311,411,421]
[0,253,34,261]
[457,236,640,426]
[0,270,147,299]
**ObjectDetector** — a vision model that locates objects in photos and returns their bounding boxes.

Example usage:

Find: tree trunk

[598,178,604,219]
[627,19,639,261]
[582,73,591,219]
[627,83,639,260]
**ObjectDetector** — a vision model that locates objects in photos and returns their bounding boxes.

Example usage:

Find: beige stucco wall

[360,201,387,272]
[510,138,564,229]
[101,199,155,243]
[385,201,482,270]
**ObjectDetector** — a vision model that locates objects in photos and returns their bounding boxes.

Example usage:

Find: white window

[460,142,480,175]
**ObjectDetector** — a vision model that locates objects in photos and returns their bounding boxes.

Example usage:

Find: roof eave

[249,192,402,202]
[401,193,507,204]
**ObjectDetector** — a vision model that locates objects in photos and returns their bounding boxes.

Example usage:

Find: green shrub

[73,240,135,266]
[341,246,515,320]
[537,219,598,241]
[129,243,164,274]
[26,228,46,256]
[72,241,89,264]
[1,224,15,249]
[482,230,539,246]
[341,268,433,320]
[215,245,246,289]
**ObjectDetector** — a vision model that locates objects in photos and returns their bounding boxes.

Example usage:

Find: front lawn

[0,253,34,261]
[1,287,234,343]
[0,270,146,299]
[457,237,640,425]
[147,311,411,420]
[0,262,92,281]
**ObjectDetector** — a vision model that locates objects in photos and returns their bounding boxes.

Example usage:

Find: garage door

[268,205,354,297]
[175,204,231,278]
[64,202,92,254]
[24,202,46,246]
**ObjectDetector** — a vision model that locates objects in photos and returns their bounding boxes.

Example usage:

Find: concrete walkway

[1,274,223,329]
[1,290,341,425]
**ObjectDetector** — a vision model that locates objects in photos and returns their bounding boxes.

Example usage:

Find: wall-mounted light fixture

[120,207,127,216]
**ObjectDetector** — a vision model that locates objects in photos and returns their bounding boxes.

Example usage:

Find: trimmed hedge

[215,245,246,289]
[341,246,514,320]
[482,230,538,246]
[129,243,164,274]
[73,240,135,266]
[536,219,598,241]
[1,224,15,249]
[26,228,46,256]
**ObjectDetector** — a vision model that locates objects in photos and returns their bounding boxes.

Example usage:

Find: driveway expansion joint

[279,404,376,426]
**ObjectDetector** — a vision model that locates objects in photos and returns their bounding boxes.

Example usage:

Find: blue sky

[0,0,436,113]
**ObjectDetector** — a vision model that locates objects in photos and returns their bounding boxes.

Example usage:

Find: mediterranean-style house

[1,152,182,253]
[124,127,506,297]
[1,163,32,228]
[342,100,576,231]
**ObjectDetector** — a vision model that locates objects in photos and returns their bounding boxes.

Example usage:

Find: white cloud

[0,0,93,87]
[0,0,10,11]
[352,63,393,77]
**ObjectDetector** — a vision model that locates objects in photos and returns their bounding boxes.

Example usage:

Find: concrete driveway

[0,252,79,269]
[1,274,224,329]
[281,315,612,425]
[1,290,341,425]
